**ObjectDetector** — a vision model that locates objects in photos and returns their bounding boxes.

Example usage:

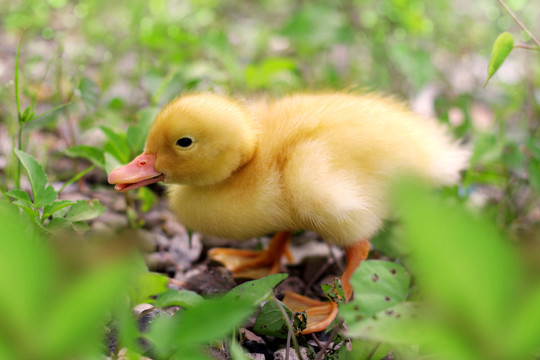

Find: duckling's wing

[283,140,386,247]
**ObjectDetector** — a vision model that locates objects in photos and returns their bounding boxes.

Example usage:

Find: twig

[304,256,335,295]
[515,44,540,51]
[314,319,344,360]
[271,297,306,360]
[497,0,540,48]
[311,333,323,349]
[328,244,344,273]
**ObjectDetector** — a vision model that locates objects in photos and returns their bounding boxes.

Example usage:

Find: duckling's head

[108,93,257,190]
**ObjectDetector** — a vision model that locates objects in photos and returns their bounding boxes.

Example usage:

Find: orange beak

[108,153,164,192]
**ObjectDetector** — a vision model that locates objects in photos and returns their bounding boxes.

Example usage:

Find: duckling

[108,92,469,334]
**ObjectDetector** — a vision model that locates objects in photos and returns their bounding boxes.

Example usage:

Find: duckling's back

[253,93,469,245]
[259,92,468,185]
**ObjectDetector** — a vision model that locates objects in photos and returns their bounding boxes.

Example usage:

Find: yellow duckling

[108,92,469,334]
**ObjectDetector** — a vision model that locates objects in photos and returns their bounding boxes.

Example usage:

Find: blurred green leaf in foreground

[360,180,540,360]
[0,201,136,360]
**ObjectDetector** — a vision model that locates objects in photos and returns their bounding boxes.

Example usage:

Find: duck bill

[108,153,164,192]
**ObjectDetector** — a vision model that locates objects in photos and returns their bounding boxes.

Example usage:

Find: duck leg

[283,240,370,334]
[208,231,293,279]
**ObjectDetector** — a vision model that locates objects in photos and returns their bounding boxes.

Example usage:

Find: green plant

[484,0,540,87]
[336,180,540,360]
[5,149,105,232]
[4,38,104,233]
[399,180,540,359]
[338,260,412,359]
[10,35,67,191]
[142,274,287,360]
[0,201,136,360]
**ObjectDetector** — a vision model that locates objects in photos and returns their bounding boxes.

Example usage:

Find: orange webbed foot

[282,240,370,335]
[208,231,293,279]
[283,291,339,334]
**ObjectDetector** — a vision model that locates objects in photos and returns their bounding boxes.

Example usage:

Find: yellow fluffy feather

[139,92,469,247]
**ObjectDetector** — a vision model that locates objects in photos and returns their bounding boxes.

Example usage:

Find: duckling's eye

[176,137,193,148]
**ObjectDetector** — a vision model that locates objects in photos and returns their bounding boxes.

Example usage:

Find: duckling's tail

[426,135,471,185]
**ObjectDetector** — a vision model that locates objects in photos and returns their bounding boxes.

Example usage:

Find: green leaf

[155,289,204,309]
[244,57,298,90]
[20,106,30,123]
[528,138,540,160]
[321,277,346,303]
[126,126,146,155]
[175,296,255,345]
[131,272,169,304]
[337,339,392,360]
[65,199,105,222]
[137,186,157,212]
[6,189,32,205]
[224,273,288,306]
[230,338,250,360]
[392,179,520,345]
[528,157,540,194]
[59,165,96,194]
[484,32,514,87]
[253,299,292,338]
[35,186,56,208]
[20,106,35,124]
[507,284,540,358]
[0,338,18,360]
[148,295,255,354]
[0,202,54,339]
[71,221,91,232]
[101,126,131,164]
[341,260,410,319]
[64,145,105,168]
[116,303,144,355]
[105,151,123,175]
[14,202,39,221]
[469,132,505,167]
[46,217,73,231]
[126,108,155,154]
[78,77,100,111]
[15,149,58,208]
[41,259,132,358]
[345,302,418,343]
[43,200,76,219]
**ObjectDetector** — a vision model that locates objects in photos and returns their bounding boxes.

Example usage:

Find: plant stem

[32,103,70,122]
[271,297,306,360]
[497,0,540,48]
[313,319,344,360]
[14,34,24,189]
[58,165,96,194]
[310,333,323,349]
[286,311,295,360]
[515,44,540,51]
